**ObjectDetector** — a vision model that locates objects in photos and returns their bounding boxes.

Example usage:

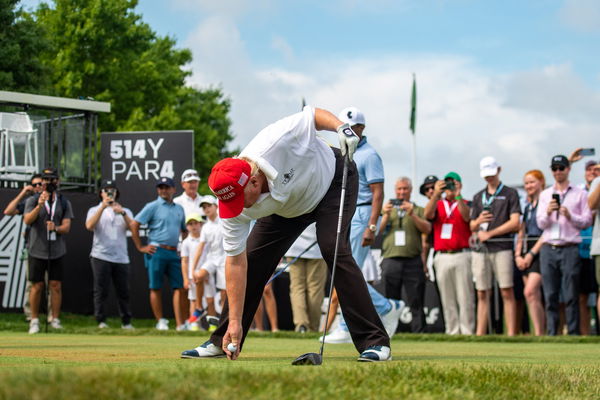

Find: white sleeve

[221,216,252,256]
[180,239,190,257]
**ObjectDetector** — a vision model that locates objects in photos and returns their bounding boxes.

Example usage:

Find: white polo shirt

[180,234,201,279]
[222,106,336,256]
[173,192,204,217]
[86,203,134,264]
[200,216,226,266]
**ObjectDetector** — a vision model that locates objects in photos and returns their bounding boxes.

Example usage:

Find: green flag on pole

[409,74,417,135]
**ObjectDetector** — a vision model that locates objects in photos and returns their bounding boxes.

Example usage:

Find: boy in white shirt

[180,213,204,330]
[190,195,226,330]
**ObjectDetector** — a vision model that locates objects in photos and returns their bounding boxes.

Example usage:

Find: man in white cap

[321,106,402,344]
[469,156,521,336]
[174,169,204,218]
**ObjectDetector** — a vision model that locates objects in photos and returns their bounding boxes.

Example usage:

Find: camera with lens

[390,198,402,207]
[106,189,116,204]
[45,182,57,194]
[444,178,456,192]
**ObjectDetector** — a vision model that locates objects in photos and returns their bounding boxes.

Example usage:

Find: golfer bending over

[181,106,391,362]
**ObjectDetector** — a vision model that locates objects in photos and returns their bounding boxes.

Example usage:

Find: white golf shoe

[381,299,403,338]
[358,345,392,362]
[318,326,352,344]
[181,340,226,359]
[50,318,63,330]
[28,318,40,334]
[155,318,169,330]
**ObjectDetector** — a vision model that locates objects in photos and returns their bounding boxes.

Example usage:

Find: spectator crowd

[4,107,600,339]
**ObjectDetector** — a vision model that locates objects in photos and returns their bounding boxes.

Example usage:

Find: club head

[291,352,322,366]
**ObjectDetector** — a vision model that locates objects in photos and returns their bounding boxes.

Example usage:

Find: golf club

[292,154,349,366]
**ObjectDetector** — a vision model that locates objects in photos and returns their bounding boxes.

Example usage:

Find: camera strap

[44,197,57,221]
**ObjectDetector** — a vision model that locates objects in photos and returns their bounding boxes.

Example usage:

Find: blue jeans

[339,206,390,332]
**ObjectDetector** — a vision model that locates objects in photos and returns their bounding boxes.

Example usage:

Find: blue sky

[21,0,600,199]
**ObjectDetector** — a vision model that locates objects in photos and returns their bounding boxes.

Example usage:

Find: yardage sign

[100,131,193,213]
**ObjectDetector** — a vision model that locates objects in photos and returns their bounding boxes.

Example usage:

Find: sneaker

[318,327,352,344]
[207,324,217,332]
[50,318,63,330]
[358,345,392,362]
[189,322,200,332]
[28,318,40,334]
[181,340,226,359]
[381,299,403,338]
[156,318,169,330]
[98,322,109,329]
[176,324,188,331]
[206,315,219,327]
[121,324,135,330]
[188,308,207,324]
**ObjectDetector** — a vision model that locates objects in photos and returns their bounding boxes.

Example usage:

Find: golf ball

[227,343,237,352]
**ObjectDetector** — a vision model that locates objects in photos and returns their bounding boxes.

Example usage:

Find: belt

[356,202,372,207]
[438,249,470,254]
[545,243,577,250]
[158,244,177,251]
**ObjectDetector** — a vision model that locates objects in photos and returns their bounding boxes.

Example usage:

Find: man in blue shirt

[321,107,403,344]
[131,177,187,331]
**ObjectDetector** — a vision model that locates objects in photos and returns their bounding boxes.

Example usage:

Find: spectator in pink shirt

[536,155,593,335]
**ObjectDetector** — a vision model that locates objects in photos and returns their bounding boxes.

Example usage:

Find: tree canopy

[4,0,233,185]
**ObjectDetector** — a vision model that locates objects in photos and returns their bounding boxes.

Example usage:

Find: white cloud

[184,17,600,201]
[559,0,600,33]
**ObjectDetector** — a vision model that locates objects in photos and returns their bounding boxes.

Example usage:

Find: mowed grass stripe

[0,332,599,399]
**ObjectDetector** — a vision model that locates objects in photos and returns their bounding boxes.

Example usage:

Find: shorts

[144,247,183,290]
[471,249,513,291]
[200,260,225,290]
[580,258,598,294]
[520,239,541,276]
[28,256,64,283]
[188,280,196,301]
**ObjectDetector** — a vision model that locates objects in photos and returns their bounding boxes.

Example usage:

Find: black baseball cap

[419,175,438,195]
[156,177,176,187]
[41,167,58,179]
[100,180,118,190]
[550,155,569,168]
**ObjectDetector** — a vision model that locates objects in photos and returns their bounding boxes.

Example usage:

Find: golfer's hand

[337,123,359,161]
[223,320,242,360]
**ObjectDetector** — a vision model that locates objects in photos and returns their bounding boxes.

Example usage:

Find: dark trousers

[90,257,132,325]
[380,256,426,333]
[540,244,580,335]
[210,149,389,353]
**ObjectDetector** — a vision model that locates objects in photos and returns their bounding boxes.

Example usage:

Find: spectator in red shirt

[424,172,474,335]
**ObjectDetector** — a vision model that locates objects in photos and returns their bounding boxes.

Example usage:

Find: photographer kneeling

[23,168,73,334]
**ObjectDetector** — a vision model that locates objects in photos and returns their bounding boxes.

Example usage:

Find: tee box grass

[1,314,599,399]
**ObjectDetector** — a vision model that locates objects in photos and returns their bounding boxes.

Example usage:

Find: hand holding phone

[580,148,595,156]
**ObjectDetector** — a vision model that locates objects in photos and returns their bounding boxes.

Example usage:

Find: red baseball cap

[208,158,251,218]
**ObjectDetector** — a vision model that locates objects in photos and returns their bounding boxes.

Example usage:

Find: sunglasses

[425,186,434,191]
[551,165,566,172]
[31,183,42,187]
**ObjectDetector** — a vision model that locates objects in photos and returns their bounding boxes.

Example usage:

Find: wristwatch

[121,211,126,216]
[368,224,377,233]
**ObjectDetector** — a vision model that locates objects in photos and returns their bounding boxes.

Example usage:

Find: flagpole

[409,73,417,186]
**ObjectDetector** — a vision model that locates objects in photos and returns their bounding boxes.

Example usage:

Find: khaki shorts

[471,249,514,291]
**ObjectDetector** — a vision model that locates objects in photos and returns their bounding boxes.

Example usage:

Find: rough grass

[1,313,600,399]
